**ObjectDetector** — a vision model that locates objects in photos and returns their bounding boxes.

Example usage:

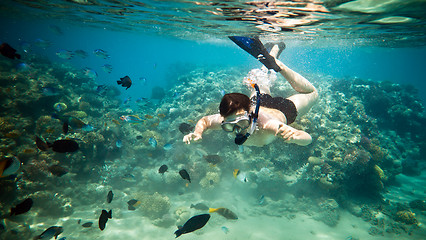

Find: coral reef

[135,192,171,220]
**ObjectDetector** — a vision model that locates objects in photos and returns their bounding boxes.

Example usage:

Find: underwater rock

[30,191,73,217]
[174,206,191,227]
[308,156,323,165]
[394,210,418,225]
[199,171,221,189]
[314,199,340,227]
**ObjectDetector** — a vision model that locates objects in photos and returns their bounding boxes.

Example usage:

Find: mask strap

[235,84,260,145]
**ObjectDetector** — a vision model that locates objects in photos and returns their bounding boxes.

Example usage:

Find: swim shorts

[251,94,298,124]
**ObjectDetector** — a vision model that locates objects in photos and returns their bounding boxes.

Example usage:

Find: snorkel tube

[235,84,261,145]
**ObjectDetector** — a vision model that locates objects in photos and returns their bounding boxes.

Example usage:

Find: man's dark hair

[219,93,250,117]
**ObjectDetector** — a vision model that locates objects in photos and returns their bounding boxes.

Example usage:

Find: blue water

[2,18,425,105]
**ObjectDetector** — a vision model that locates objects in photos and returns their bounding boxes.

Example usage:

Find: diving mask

[221,113,250,133]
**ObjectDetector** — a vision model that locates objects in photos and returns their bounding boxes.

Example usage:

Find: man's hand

[183,132,202,144]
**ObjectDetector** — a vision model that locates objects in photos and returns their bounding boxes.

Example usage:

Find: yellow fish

[209,208,238,220]
[233,169,240,178]
[144,114,153,119]
[158,113,166,118]
[112,119,121,125]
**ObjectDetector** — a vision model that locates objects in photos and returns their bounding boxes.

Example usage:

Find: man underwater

[183,36,318,147]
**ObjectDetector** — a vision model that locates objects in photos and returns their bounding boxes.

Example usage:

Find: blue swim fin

[229,36,281,72]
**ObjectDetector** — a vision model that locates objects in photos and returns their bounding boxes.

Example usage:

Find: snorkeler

[183,36,318,147]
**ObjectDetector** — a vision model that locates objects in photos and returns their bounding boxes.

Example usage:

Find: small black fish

[48,165,69,177]
[190,203,209,211]
[158,164,168,174]
[10,198,33,216]
[51,139,79,153]
[34,226,63,239]
[136,135,143,140]
[82,222,93,228]
[117,76,132,90]
[0,43,20,59]
[174,214,210,238]
[98,209,112,231]
[77,219,81,224]
[35,136,49,151]
[179,169,191,183]
[36,137,79,153]
[62,121,69,134]
[204,155,222,165]
[179,123,194,135]
[107,190,113,203]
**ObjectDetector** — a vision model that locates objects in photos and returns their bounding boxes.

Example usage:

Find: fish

[127,199,141,211]
[149,137,157,148]
[56,50,74,60]
[116,139,122,148]
[58,238,66,240]
[35,136,50,151]
[98,209,112,231]
[221,226,229,234]
[163,143,173,151]
[138,76,147,83]
[42,87,60,96]
[82,222,93,228]
[158,164,168,174]
[179,169,191,183]
[144,114,153,119]
[123,97,132,105]
[93,49,110,59]
[77,219,81,224]
[0,156,21,178]
[34,226,63,239]
[36,137,79,153]
[83,68,97,79]
[258,195,265,205]
[50,140,79,153]
[233,169,240,178]
[204,155,222,165]
[174,214,210,238]
[120,115,142,123]
[53,103,67,112]
[179,123,194,135]
[121,173,136,182]
[0,43,21,59]
[190,203,209,211]
[158,113,166,118]
[10,198,33,216]
[48,165,69,177]
[49,25,63,35]
[117,76,132,90]
[107,190,113,203]
[236,171,248,183]
[136,135,143,140]
[63,117,93,132]
[208,208,238,220]
[16,62,31,72]
[112,119,121,125]
[33,38,52,48]
[220,89,226,96]
[62,122,69,134]
[101,64,113,73]
[74,49,88,58]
